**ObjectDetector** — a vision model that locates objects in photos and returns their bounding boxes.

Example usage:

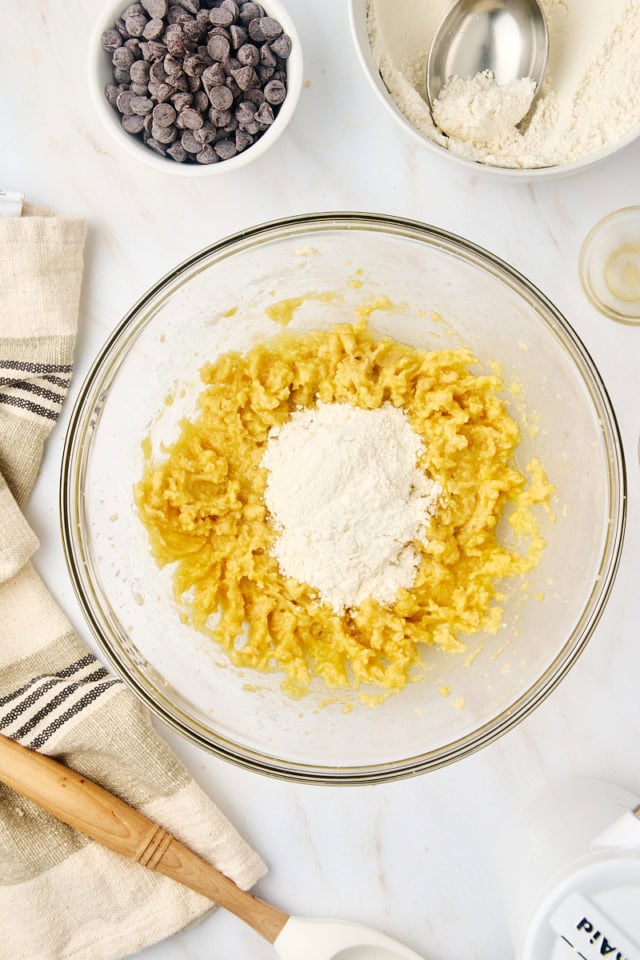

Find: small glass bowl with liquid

[580,207,640,325]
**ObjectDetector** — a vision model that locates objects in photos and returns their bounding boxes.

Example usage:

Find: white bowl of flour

[350,0,640,177]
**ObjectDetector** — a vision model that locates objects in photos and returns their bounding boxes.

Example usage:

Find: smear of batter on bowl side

[135,319,553,699]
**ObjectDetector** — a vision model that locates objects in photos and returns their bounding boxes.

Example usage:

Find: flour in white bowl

[262,401,441,613]
[368,0,640,169]
[432,71,537,144]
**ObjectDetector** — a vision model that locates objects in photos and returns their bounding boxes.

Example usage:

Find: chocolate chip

[147,40,167,59]
[194,122,216,143]
[259,41,276,67]
[131,82,149,96]
[196,143,218,163]
[225,76,241,98]
[105,83,119,105]
[125,14,148,37]
[222,0,240,17]
[255,100,274,124]
[247,18,265,42]
[153,102,177,126]
[235,100,256,125]
[229,24,247,49]
[151,122,177,143]
[210,7,234,26]
[131,34,146,51]
[102,29,123,52]
[145,137,167,155]
[181,130,201,152]
[164,53,183,75]
[202,62,226,87]
[209,107,232,127]
[207,34,230,61]
[183,18,205,42]
[115,17,129,38]
[165,31,187,56]
[237,42,258,66]
[238,3,261,26]
[223,55,241,76]
[174,0,199,13]
[143,17,165,40]
[130,58,151,83]
[167,141,188,161]
[171,91,193,110]
[149,59,167,82]
[270,33,291,59]
[179,106,203,129]
[208,84,233,110]
[258,17,282,40]
[256,64,274,84]
[130,95,154,115]
[116,89,135,114]
[235,128,253,151]
[187,74,202,92]
[113,65,131,83]
[173,74,190,92]
[142,0,167,16]
[113,46,135,68]
[196,43,212,61]
[155,81,175,102]
[122,113,146,133]
[193,89,209,111]
[167,4,193,24]
[123,3,144,16]
[244,86,264,105]
[209,26,231,41]
[233,64,257,90]
[214,138,237,159]
[263,78,285,104]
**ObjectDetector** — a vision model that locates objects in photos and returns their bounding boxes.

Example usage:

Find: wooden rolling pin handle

[0,734,288,944]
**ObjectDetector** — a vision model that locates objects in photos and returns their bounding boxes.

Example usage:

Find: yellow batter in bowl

[135,320,552,696]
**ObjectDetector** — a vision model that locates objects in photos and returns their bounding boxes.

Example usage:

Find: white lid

[524,858,640,960]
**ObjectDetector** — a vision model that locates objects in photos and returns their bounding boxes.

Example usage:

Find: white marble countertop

[3,2,640,958]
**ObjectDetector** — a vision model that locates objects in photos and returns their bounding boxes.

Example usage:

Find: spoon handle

[0,733,288,944]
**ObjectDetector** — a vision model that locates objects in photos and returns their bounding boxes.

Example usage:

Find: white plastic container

[501,779,640,959]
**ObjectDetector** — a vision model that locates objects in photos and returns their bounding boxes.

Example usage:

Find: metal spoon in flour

[0,734,427,960]
[426,0,549,111]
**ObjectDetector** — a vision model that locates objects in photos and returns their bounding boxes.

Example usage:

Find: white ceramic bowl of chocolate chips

[89,0,302,174]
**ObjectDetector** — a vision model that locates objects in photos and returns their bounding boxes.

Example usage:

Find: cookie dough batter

[135,321,552,695]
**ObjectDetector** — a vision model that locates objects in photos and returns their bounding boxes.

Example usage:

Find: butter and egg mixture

[135,320,552,696]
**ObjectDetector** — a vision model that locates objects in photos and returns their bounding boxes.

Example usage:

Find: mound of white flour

[262,402,441,612]
[432,71,537,144]
[368,0,640,168]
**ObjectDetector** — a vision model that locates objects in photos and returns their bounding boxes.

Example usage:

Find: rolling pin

[0,733,288,943]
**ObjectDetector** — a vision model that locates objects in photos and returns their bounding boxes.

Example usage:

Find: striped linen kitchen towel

[0,202,266,960]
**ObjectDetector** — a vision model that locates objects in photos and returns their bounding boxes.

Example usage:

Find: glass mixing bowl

[61,214,626,784]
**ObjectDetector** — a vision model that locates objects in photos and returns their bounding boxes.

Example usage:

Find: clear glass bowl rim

[60,212,627,785]
[579,205,640,325]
